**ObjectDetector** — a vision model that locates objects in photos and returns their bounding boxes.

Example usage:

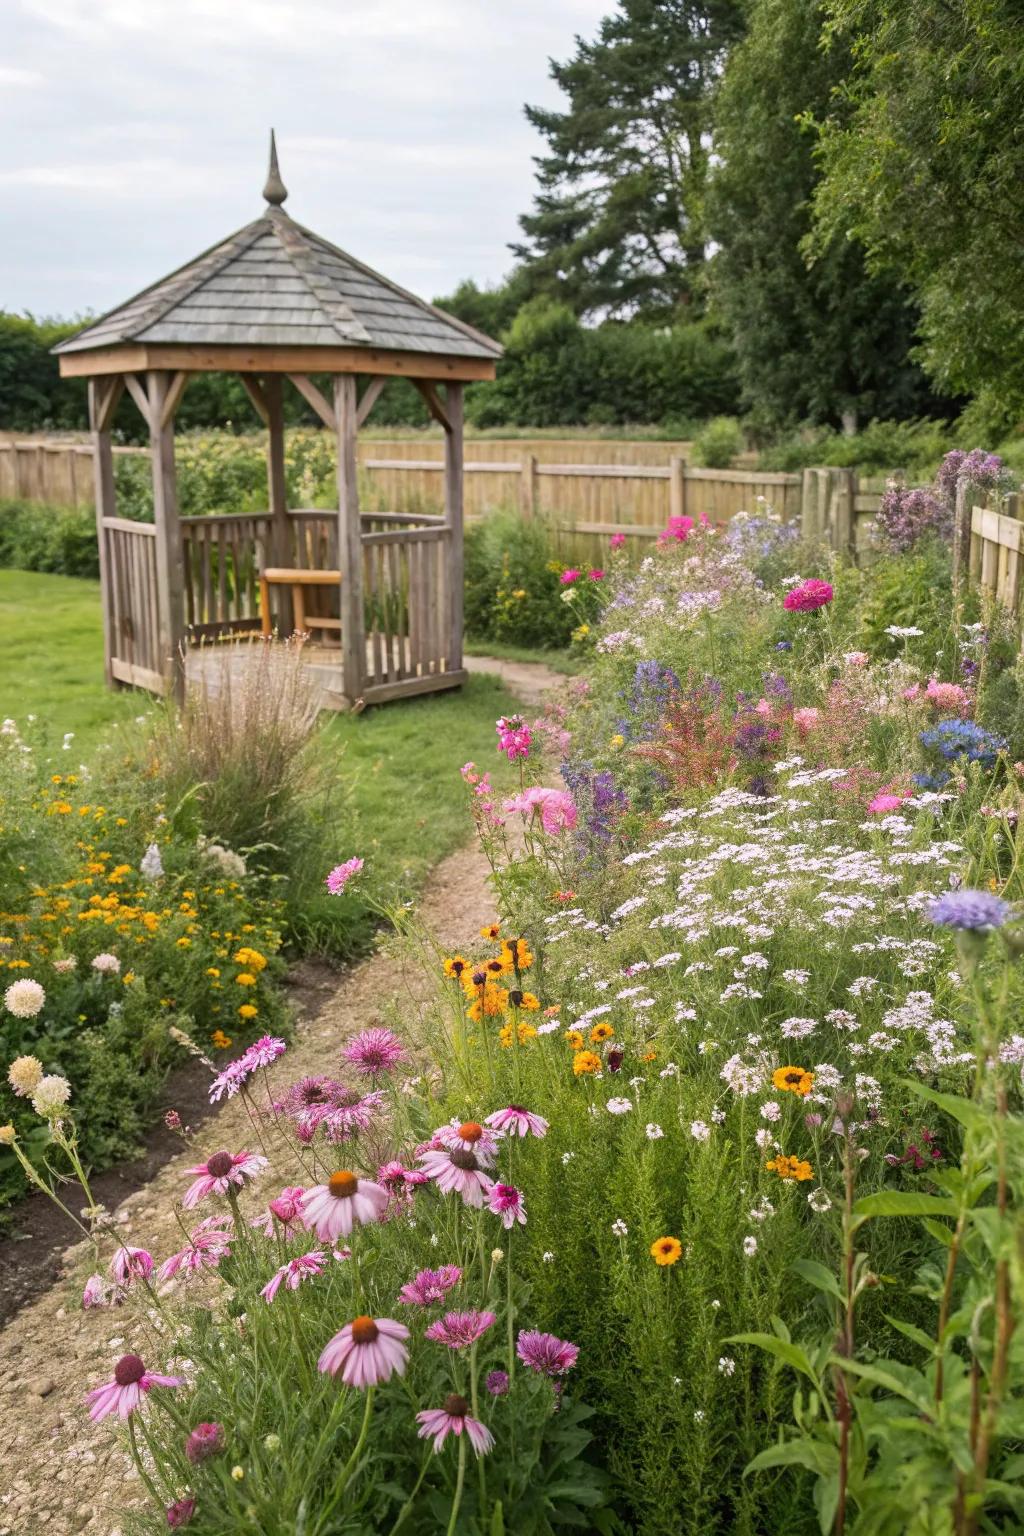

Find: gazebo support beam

[356,377,386,428]
[264,374,292,634]
[444,382,464,673]
[413,379,452,434]
[334,374,364,703]
[88,377,123,688]
[286,372,335,431]
[145,370,187,702]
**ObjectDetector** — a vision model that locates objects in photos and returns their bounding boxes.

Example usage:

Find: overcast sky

[2,0,609,321]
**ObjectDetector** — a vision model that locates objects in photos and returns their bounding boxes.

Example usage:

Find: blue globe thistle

[930,889,1011,932]
[919,718,1005,767]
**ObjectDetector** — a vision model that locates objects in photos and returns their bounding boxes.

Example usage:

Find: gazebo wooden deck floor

[53,133,501,709]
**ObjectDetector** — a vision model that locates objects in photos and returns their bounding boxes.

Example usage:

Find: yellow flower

[235,972,257,987]
[211,1030,233,1049]
[467,984,509,1022]
[650,1236,682,1267]
[206,967,221,978]
[609,733,625,750]
[233,947,267,972]
[479,922,502,942]
[589,1023,614,1044]
[238,1003,258,1020]
[499,937,534,972]
[565,1030,584,1050]
[766,1155,814,1182]
[443,955,469,981]
[499,1021,538,1048]
[572,1050,601,1077]
[772,1066,814,1097]
[510,990,540,1011]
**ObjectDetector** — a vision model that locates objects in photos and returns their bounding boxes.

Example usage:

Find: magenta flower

[82,1273,124,1309]
[301,1171,388,1242]
[418,1145,494,1208]
[251,1184,306,1236]
[658,514,695,545]
[278,1076,382,1142]
[416,1394,494,1456]
[495,714,532,762]
[485,1369,510,1397]
[166,1497,196,1529]
[503,785,578,835]
[485,1105,548,1139]
[488,1183,526,1229]
[110,1245,154,1288]
[868,792,905,814]
[158,1216,234,1281]
[242,1034,287,1069]
[325,857,364,895]
[424,1309,497,1349]
[85,1353,183,1421]
[261,1249,328,1303]
[559,568,581,585]
[185,1422,224,1465]
[341,1027,405,1077]
[783,578,833,613]
[398,1266,462,1306]
[378,1160,430,1196]
[516,1329,579,1377]
[588,568,604,581]
[609,532,626,549]
[318,1316,410,1388]
[182,1149,267,1209]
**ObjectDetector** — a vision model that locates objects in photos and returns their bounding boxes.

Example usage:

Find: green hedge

[0,499,98,578]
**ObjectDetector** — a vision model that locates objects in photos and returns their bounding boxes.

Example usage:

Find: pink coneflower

[416,1395,494,1456]
[85,1354,182,1421]
[485,1105,548,1139]
[166,1497,196,1529]
[326,857,364,895]
[318,1316,410,1387]
[488,1184,527,1229]
[300,1170,388,1242]
[424,1309,497,1349]
[82,1273,122,1310]
[185,1422,224,1465]
[341,1027,405,1077]
[251,1185,306,1236]
[378,1160,430,1196]
[261,1249,328,1303]
[158,1217,233,1281]
[431,1120,501,1165]
[398,1266,462,1306]
[516,1329,579,1377]
[182,1149,267,1209]
[278,1077,383,1143]
[418,1145,494,1208]
[110,1245,153,1287]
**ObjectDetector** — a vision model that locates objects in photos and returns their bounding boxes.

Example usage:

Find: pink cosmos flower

[485,1105,548,1139]
[783,578,833,613]
[488,1183,526,1229]
[166,1498,196,1529]
[317,1316,410,1387]
[260,1249,328,1303]
[110,1245,154,1287]
[182,1149,267,1209]
[559,568,580,585]
[503,785,578,835]
[424,1309,497,1349]
[158,1216,233,1280]
[496,714,532,761]
[85,1354,183,1421]
[398,1266,463,1306]
[300,1171,388,1242]
[185,1422,224,1465]
[516,1329,579,1376]
[341,1027,405,1077]
[326,857,364,895]
[793,707,821,735]
[251,1185,306,1236]
[609,532,626,550]
[868,792,906,814]
[416,1395,494,1456]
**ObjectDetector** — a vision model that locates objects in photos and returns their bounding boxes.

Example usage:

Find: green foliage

[810,0,1024,415]
[463,509,602,650]
[692,415,744,469]
[0,498,98,578]
[0,312,88,430]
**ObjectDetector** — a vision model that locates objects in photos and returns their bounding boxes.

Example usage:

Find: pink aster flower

[424,1310,497,1350]
[418,1145,494,1208]
[485,1105,549,1138]
[559,568,580,585]
[157,1216,233,1281]
[260,1249,328,1303]
[516,1329,579,1377]
[416,1394,494,1456]
[110,1245,154,1287]
[182,1149,267,1209]
[868,792,906,814]
[325,857,364,895]
[300,1171,388,1242]
[488,1183,526,1229]
[317,1316,410,1388]
[783,578,833,613]
[185,1422,224,1465]
[398,1266,462,1306]
[792,707,820,735]
[251,1184,306,1236]
[496,714,532,762]
[341,1027,405,1077]
[85,1354,182,1421]
[609,532,626,550]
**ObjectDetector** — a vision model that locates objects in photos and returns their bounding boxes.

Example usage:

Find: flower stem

[446,1435,467,1536]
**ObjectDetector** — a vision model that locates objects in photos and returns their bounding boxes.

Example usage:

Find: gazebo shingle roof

[55,207,502,361]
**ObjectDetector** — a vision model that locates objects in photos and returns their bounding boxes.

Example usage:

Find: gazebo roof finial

[262,129,288,209]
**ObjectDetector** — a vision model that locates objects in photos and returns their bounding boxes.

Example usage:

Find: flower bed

[7,510,1024,1533]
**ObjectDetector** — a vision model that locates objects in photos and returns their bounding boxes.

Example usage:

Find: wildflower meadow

[5,452,1024,1534]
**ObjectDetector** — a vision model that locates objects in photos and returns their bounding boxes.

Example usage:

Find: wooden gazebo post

[445,382,464,672]
[334,374,363,701]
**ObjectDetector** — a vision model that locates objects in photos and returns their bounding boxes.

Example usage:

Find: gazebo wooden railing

[54,132,500,709]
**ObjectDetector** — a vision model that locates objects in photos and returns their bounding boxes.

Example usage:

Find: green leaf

[791,1258,844,1301]
[902,1079,990,1133]
[727,1332,820,1383]
[831,1357,932,1413]
[814,1471,840,1536]
[883,1315,937,1355]
[853,1191,959,1220]
[490,1500,505,1536]
[922,1218,957,1248]
[745,1438,839,1478]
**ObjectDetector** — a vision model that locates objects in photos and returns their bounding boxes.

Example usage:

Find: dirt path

[0,655,562,1536]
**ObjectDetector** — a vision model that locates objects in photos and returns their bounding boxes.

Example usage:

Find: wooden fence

[965,494,1024,615]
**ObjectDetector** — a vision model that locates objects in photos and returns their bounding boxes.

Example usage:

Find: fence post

[800,469,815,539]
[833,469,855,555]
[519,454,537,521]
[669,455,686,524]
[952,481,971,595]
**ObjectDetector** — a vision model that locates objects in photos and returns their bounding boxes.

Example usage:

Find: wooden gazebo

[54,134,501,707]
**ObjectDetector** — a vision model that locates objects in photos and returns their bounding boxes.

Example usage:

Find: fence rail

[969,496,1024,615]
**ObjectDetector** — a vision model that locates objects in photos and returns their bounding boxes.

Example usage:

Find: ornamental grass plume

[416,1395,494,1456]
[85,1353,182,1421]
[317,1316,410,1387]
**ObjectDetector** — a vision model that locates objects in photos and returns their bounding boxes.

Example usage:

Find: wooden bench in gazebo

[53,132,502,708]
